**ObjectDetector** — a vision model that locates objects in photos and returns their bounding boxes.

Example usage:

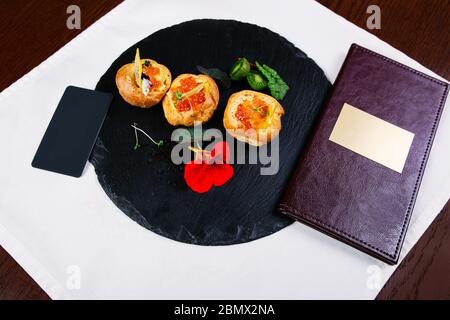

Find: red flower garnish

[184,141,234,193]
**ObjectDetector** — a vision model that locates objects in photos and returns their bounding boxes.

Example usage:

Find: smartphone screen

[32,86,112,177]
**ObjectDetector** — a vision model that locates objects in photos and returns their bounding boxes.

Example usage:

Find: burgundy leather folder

[278,44,449,264]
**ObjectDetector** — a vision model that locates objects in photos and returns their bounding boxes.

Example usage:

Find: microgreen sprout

[174,91,183,101]
[131,123,164,149]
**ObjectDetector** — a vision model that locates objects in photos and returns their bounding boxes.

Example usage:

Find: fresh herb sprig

[173,90,183,101]
[255,61,289,101]
[197,65,231,88]
[227,57,289,100]
[253,106,270,117]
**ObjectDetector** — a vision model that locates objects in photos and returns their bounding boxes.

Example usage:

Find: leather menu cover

[278,44,449,264]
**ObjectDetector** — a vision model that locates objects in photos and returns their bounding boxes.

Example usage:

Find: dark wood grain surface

[0,0,448,300]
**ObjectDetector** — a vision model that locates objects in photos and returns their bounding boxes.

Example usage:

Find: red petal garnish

[184,162,213,193]
[210,141,230,164]
[210,164,234,186]
[184,141,234,193]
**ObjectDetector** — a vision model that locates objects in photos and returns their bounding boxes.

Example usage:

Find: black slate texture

[91,19,330,245]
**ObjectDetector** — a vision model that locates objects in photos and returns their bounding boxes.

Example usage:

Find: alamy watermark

[366,5,381,30]
[66,264,81,290]
[66,5,81,30]
[170,122,280,176]
[366,264,382,290]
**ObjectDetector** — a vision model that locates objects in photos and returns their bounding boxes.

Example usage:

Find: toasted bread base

[162,74,220,126]
[223,90,284,146]
[115,59,171,108]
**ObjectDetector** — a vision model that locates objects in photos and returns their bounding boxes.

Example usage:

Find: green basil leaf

[197,65,231,88]
[255,61,289,100]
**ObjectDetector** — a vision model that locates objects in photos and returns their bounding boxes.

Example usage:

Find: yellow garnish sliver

[171,83,205,106]
[180,84,205,99]
[134,48,142,88]
[267,104,274,125]
[188,146,210,154]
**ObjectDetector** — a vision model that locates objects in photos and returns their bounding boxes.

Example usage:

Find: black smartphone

[32,86,112,177]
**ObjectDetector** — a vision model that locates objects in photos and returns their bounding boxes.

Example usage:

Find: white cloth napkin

[0,0,449,299]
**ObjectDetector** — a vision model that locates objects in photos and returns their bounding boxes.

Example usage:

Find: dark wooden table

[0,0,449,300]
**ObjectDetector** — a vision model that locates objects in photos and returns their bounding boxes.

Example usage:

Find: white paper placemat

[0,0,449,299]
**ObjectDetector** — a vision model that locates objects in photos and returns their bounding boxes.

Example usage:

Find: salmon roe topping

[177,99,191,112]
[189,91,206,109]
[178,76,198,93]
[140,66,162,90]
[235,104,252,129]
[143,66,160,76]
[151,79,162,88]
[235,98,270,129]
[173,77,206,113]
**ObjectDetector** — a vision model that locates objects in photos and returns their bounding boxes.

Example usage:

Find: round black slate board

[91,19,330,245]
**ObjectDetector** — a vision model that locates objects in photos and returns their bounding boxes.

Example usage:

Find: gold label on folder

[329,103,414,173]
